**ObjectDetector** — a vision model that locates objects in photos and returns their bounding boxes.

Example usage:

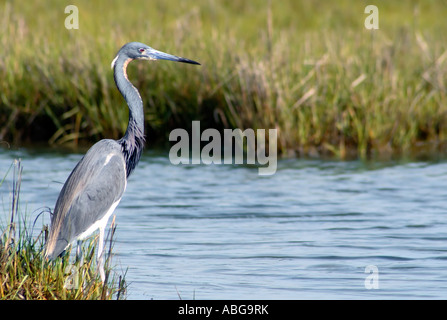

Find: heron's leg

[75,240,84,265]
[97,226,106,282]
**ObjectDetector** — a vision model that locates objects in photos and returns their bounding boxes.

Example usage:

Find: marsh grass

[1,1,447,158]
[0,159,126,300]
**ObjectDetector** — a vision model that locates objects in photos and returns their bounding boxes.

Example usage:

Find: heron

[44,42,200,281]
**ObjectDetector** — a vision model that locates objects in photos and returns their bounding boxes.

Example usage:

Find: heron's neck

[113,56,146,177]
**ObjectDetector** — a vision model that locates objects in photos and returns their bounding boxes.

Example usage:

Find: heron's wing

[45,140,127,259]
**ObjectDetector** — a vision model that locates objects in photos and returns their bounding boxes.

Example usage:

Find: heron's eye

[138,48,145,53]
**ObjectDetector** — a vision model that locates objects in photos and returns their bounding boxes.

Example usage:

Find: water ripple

[1,150,447,299]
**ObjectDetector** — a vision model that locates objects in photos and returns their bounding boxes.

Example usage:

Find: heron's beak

[147,48,200,65]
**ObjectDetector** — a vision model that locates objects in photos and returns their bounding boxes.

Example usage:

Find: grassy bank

[1,0,447,158]
[0,159,126,299]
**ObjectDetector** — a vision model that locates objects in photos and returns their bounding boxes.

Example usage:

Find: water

[1,148,446,299]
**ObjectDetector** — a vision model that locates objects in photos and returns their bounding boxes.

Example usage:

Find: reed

[1,0,447,158]
[0,159,126,300]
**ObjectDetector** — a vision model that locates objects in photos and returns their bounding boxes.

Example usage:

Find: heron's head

[111,42,200,69]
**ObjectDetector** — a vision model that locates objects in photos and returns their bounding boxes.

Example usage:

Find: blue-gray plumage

[44,42,200,281]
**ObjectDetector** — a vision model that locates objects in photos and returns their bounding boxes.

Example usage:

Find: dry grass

[0,0,447,159]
